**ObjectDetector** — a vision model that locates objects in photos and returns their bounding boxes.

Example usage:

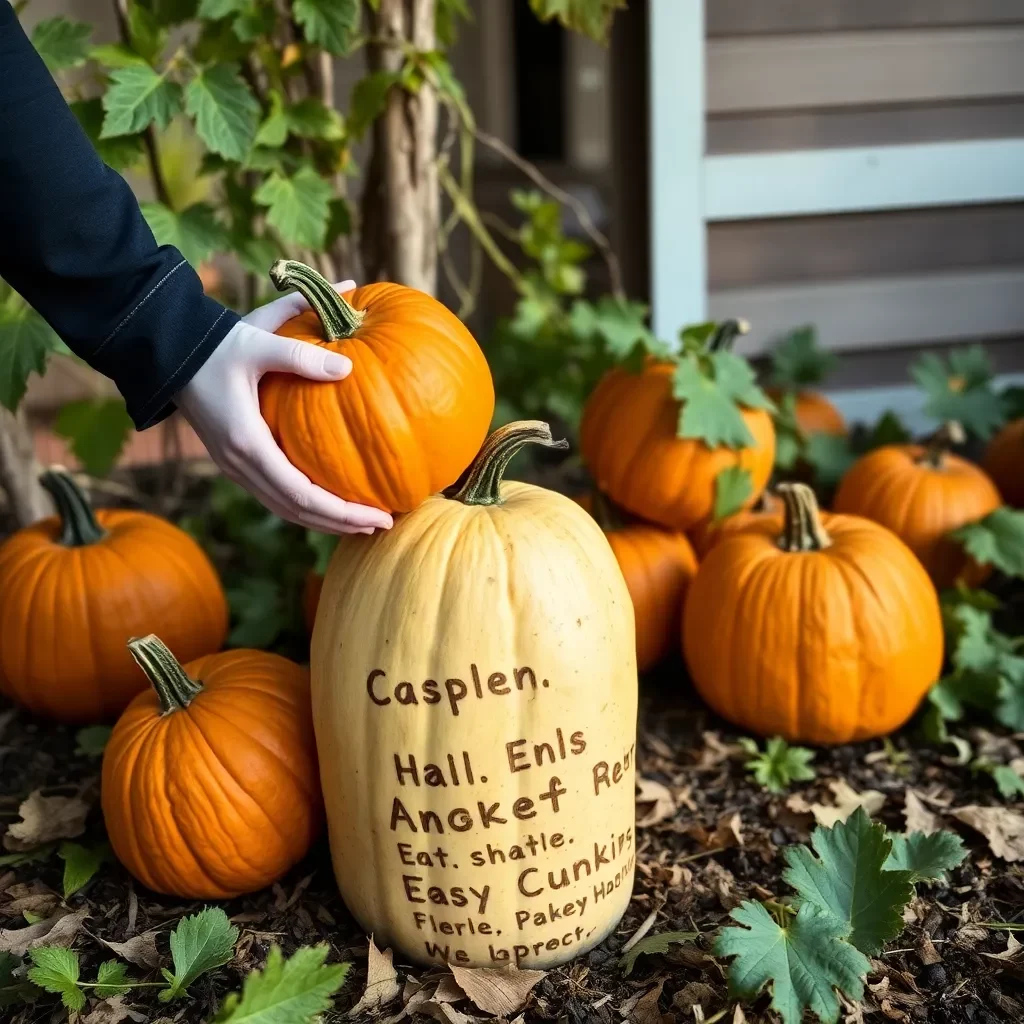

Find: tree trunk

[0,406,49,527]
[361,0,439,295]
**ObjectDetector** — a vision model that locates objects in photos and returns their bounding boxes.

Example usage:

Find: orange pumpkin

[984,417,1024,508]
[259,260,494,513]
[578,491,698,671]
[102,635,322,898]
[581,325,775,531]
[767,388,845,436]
[683,483,943,744]
[688,491,783,559]
[0,471,227,723]
[833,423,1002,588]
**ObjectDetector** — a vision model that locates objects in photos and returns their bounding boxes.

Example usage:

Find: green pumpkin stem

[776,482,832,552]
[39,470,106,547]
[127,635,203,715]
[453,421,569,506]
[269,259,364,341]
[707,318,750,352]
[919,421,965,468]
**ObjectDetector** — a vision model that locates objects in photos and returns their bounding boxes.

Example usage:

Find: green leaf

[285,98,345,140]
[128,1,168,63]
[0,842,58,868]
[160,907,239,1002]
[185,65,260,161]
[716,901,868,1024]
[349,71,400,140]
[89,43,148,68]
[54,398,133,478]
[713,467,753,522]
[228,577,286,649]
[254,91,289,148]
[0,302,62,411]
[0,952,37,1008]
[911,346,1008,440]
[805,432,855,490]
[742,736,816,795]
[293,0,360,55]
[771,326,837,389]
[884,830,966,882]
[94,960,133,999]
[528,0,627,44]
[141,202,229,268]
[988,764,1024,800]
[74,724,112,757]
[783,808,913,956]
[950,507,1024,580]
[307,531,338,576]
[27,947,84,1011]
[236,236,279,277]
[862,410,911,449]
[213,944,349,1023]
[436,0,472,46]
[619,931,698,977]
[254,167,333,249]
[31,17,92,71]
[59,842,109,898]
[772,392,805,471]
[101,65,182,138]
[198,0,249,17]
[70,99,146,171]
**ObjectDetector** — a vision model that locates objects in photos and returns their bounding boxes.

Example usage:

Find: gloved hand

[176,280,393,535]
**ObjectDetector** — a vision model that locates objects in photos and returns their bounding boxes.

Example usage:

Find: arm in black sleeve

[0,4,239,429]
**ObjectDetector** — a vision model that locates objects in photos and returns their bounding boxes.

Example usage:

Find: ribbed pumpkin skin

[102,649,322,898]
[0,512,227,722]
[767,388,846,436]
[581,362,775,531]
[984,418,1024,507]
[683,512,943,745]
[313,482,637,968]
[260,283,495,512]
[688,493,783,560]
[833,445,1002,588]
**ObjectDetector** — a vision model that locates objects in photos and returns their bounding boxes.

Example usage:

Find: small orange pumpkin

[581,324,775,531]
[578,491,698,671]
[833,422,1002,588]
[688,491,783,559]
[683,483,943,744]
[259,260,494,513]
[102,635,322,899]
[984,417,1024,508]
[767,388,845,436]
[0,471,227,722]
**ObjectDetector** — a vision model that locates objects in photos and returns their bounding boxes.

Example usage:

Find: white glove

[176,281,393,535]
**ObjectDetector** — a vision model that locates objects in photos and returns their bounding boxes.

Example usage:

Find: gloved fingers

[242,279,357,332]
[246,329,352,381]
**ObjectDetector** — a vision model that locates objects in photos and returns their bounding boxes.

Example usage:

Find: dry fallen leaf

[981,933,1023,962]
[81,996,147,1024]
[1,881,59,919]
[0,908,88,956]
[903,790,939,835]
[712,811,744,849]
[4,790,92,851]
[450,963,546,1016]
[101,930,162,969]
[629,980,667,1024]
[916,934,942,966]
[811,779,886,827]
[636,777,676,827]
[951,805,1024,861]
[348,936,401,1017]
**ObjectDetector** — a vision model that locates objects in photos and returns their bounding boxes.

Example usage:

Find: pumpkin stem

[708,318,750,352]
[919,421,965,468]
[776,482,832,552]
[452,421,569,506]
[39,470,106,547]
[127,635,203,715]
[269,259,364,341]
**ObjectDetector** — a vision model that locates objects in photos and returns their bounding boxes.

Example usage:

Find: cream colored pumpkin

[312,422,638,969]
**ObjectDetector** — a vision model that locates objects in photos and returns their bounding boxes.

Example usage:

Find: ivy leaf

[293,0,361,55]
[54,398,133,478]
[805,432,855,490]
[101,65,182,138]
[619,931,699,977]
[741,736,816,795]
[783,808,914,956]
[59,842,109,898]
[950,507,1024,580]
[884,830,966,882]
[771,326,837,389]
[713,467,753,521]
[911,346,1007,439]
[349,71,401,140]
[716,901,868,1024]
[160,907,239,1002]
[213,944,349,1023]
[185,65,260,161]
[27,947,84,1011]
[74,725,112,757]
[528,0,627,44]
[30,17,92,72]
[0,302,62,411]
[254,167,333,249]
[141,201,229,268]
[70,99,146,171]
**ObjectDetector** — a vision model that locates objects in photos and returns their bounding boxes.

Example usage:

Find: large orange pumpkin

[102,635,322,899]
[0,471,227,723]
[683,483,943,744]
[688,491,783,559]
[259,260,494,512]
[833,423,1002,588]
[984,417,1024,508]
[767,388,845,436]
[579,491,698,671]
[581,324,775,531]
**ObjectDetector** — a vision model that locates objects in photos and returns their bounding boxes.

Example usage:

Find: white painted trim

[649,0,706,338]
[710,268,1024,356]
[705,139,1024,221]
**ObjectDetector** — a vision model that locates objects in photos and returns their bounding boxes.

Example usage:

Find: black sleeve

[0,4,239,429]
